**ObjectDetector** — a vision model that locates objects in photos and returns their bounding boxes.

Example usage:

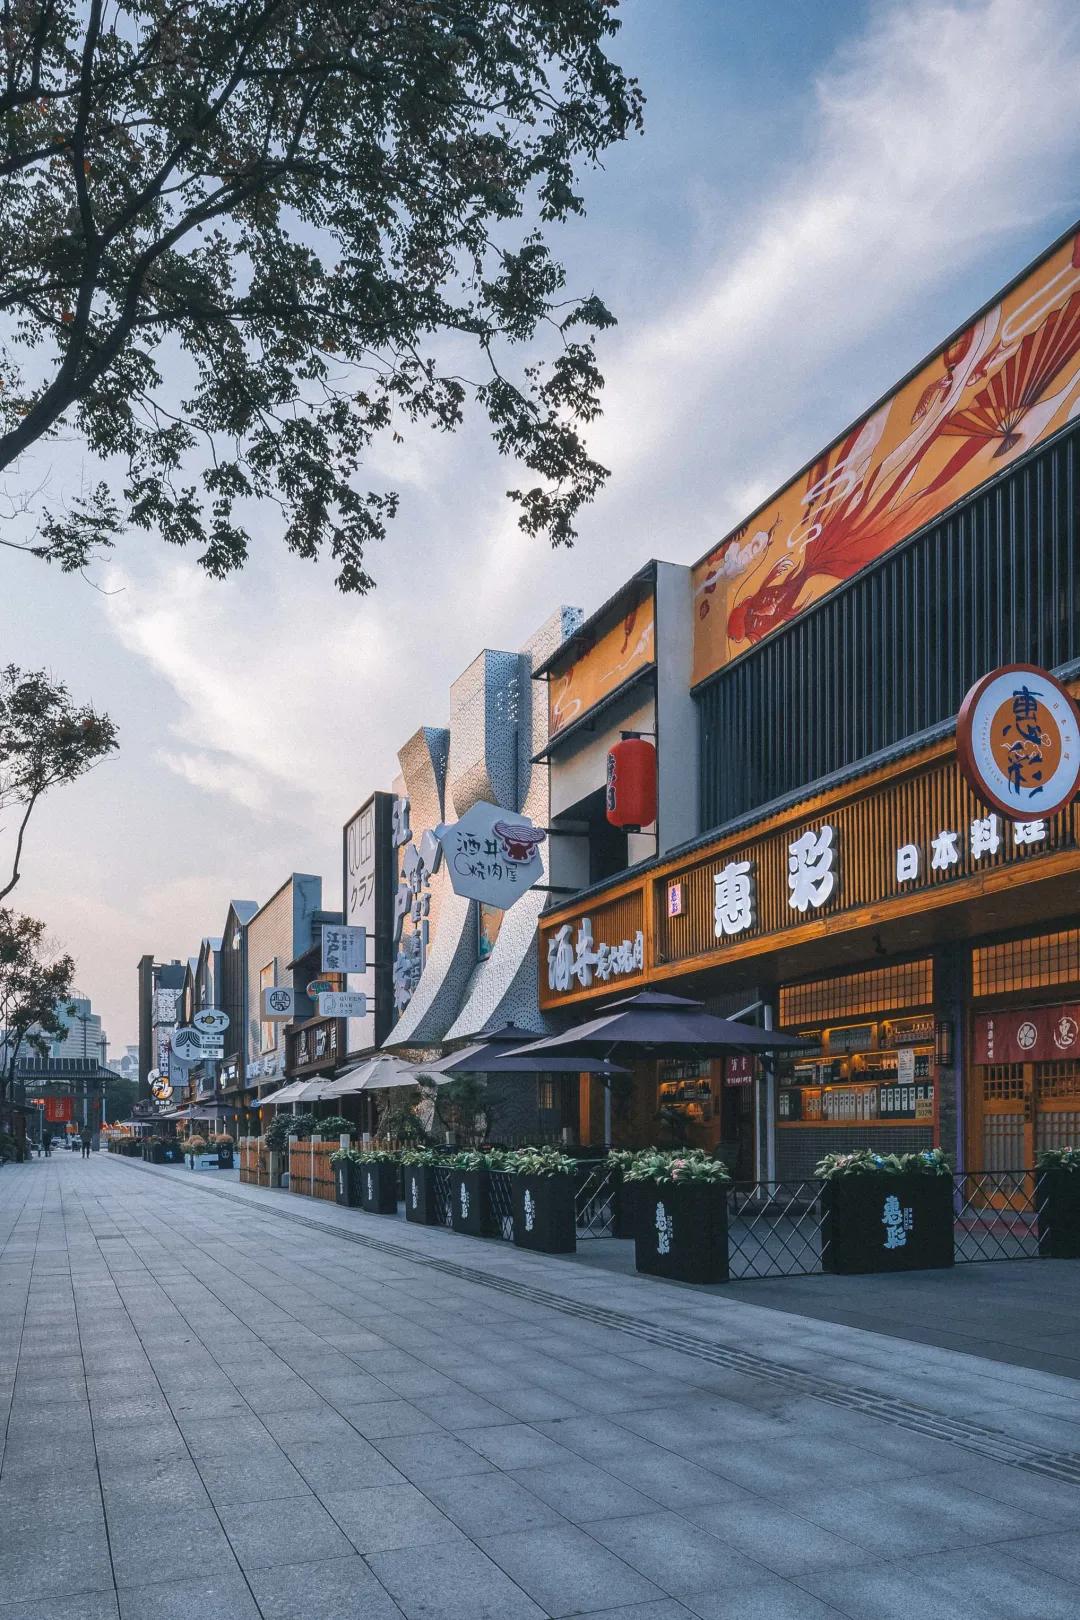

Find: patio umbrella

[512,991,811,1060]
[322,1054,430,1097]
[415,1022,626,1079]
[259,1080,309,1106]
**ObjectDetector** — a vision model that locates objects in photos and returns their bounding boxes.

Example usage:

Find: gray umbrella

[509,990,811,1060]
[415,1021,628,1079]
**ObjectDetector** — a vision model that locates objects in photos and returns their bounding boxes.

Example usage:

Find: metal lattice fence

[952,1170,1041,1261]
[727,1180,827,1278]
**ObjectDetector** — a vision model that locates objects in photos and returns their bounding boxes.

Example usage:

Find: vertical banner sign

[344,796,380,1057]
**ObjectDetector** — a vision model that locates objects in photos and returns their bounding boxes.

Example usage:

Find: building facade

[539,219,1080,1180]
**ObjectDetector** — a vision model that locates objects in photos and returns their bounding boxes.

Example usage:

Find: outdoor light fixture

[934,1019,955,1069]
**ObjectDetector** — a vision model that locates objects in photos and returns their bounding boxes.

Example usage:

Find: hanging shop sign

[974,1003,1080,1064]
[260,986,295,1021]
[44,1096,74,1123]
[307,978,337,998]
[321,924,367,974]
[437,801,546,909]
[197,1033,224,1053]
[343,791,395,1055]
[150,1077,173,1102]
[317,991,368,1018]
[724,1055,756,1087]
[170,1026,203,1065]
[193,1008,229,1034]
[957,664,1080,820]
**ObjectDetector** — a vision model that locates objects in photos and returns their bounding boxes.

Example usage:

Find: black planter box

[1037,1169,1080,1259]
[448,1168,489,1236]
[335,1159,361,1206]
[361,1160,399,1214]
[162,1144,182,1164]
[405,1164,440,1225]
[217,1149,234,1169]
[612,1172,636,1239]
[633,1178,729,1284]
[512,1174,577,1254]
[821,1174,954,1274]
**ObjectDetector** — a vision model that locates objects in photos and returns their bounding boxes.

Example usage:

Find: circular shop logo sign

[957,664,1080,820]
[266,988,292,1013]
[1017,1020,1039,1051]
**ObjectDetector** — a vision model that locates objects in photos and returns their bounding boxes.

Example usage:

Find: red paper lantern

[606,737,657,829]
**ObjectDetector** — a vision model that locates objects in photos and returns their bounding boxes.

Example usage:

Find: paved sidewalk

[2,1158,1080,1620]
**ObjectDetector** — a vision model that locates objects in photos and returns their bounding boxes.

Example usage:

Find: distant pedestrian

[42,1132,52,1157]
[80,1128,92,1159]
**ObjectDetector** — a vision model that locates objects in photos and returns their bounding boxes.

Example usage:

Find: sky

[4,0,1080,1054]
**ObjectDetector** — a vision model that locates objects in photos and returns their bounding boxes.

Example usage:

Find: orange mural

[692,224,1080,686]
[549,593,655,736]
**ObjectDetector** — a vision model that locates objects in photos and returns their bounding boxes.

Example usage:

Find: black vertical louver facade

[698,421,1080,831]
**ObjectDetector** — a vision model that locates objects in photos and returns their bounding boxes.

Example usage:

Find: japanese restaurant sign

[957,665,1080,819]
[974,1004,1080,1064]
[437,801,546,910]
[724,1055,756,1087]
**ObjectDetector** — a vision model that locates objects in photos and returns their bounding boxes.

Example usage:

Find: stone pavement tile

[0,1520,114,1604]
[88,1396,175,1429]
[0,1593,119,1620]
[586,1510,775,1601]
[586,1605,698,1620]
[681,1497,867,1576]
[247,1554,406,1620]
[259,1405,355,1444]
[487,1384,581,1422]
[6,1400,92,1443]
[423,1470,565,1537]
[601,1448,753,1512]
[0,1464,103,1522]
[305,1372,395,1406]
[286,1435,408,1493]
[228,1376,327,1414]
[933,1461,1080,1522]
[684,1573,845,1619]
[321,1482,469,1553]
[166,1387,252,1423]
[182,1416,272,1463]
[361,1364,462,1401]
[219,1492,354,1571]
[108,1505,239,1589]
[93,1422,187,1468]
[335,1400,441,1440]
[477,1521,666,1616]
[413,1392,512,1430]
[365,1539,549,1620]
[508,1458,659,1525]
[701,1433,918,1496]
[195,1449,311,1507]
[460,1420,583,1470]
[98,1455,211,1515]
[372,1429,496,1485]
[117,1572,261,1620]
[532,1413,656,1462]
[1008,1528,1080,1579]
[796,1546,1080,1620]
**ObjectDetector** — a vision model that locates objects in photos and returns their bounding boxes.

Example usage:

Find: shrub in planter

[626,1151,731,1284]
[816,1149,954,1275]
[330,1148,363,1206]
[503,1148,578,1253]
[401,1149,442,1225]
[211,1133,235,1168]
[1036,1147,1080,1259]
[358,1151,400,1214]
[445,1150,496,1236]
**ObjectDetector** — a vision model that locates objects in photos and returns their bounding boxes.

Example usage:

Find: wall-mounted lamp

[934,1019,955,1069]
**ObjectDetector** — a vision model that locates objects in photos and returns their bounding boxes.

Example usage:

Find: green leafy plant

[180,1134,208,1154]
[623,1149,730,1186]
[444,1149,498,1170]
[814,1148,952,1179]
[264,1111,319,1151]
[1036,1146,1080,1174]
[311,1115,355,1138]
[399,1147,441,1167]
[502,1146,577,1177]
[375,1100,428,1146]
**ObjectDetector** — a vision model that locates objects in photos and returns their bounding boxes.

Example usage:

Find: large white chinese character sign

[437,801,546,910]
[957,665,1080,819]
[547,916,644,993]
[713,859,755,937]
[787,825,837,912]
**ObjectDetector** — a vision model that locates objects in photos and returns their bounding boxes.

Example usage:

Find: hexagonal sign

[436,801,546,911]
